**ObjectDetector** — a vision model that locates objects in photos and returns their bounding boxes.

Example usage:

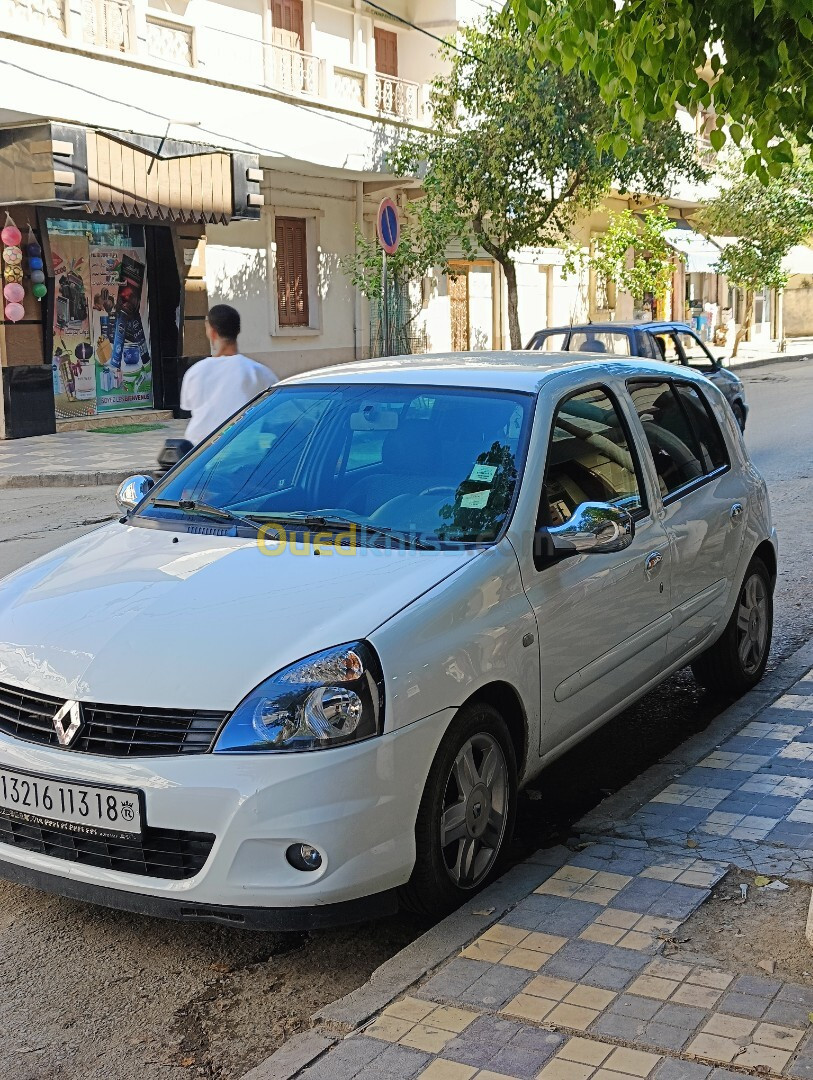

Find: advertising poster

[49,233,97,420]
[90,244,153,413]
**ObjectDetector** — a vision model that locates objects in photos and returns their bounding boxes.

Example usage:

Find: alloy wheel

[439,732,508,889]
[737,572,769,675]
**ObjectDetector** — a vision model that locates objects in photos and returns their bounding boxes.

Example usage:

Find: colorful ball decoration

[2,246,22,265]
[3,265,22,284]
[30,269,45,284]
[4,302,24,323]
[32,283,47,300]
[3,282,24,304]
[1,215,22,248]
[27,242,41,258]
[28,256,43,271]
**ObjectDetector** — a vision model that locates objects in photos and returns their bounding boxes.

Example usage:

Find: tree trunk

[502,259,522,350]
[731,289,754,359]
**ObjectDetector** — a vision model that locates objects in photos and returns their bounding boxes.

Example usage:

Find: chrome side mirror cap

[536,502,634,562]
[116,474,155,512]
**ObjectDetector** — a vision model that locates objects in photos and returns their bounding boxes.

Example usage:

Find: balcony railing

[333,65,367,109]
[375,74,421,121]
[82,0,130,51]
[146,14,194,67]
[265,41,320,96]
[2,0,65,34]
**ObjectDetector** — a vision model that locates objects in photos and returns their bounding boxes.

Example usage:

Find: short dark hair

[207,304,240,341]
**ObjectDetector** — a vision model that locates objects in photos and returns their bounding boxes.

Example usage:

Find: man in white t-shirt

[180,304,278,445]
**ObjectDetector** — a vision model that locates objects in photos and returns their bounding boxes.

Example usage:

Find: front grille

[0,813,214,879]
[0,682,227,757]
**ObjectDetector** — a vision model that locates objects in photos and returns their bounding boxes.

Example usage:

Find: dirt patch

[669,868,813,982]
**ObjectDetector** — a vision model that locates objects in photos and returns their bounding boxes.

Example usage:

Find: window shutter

[374,27,398,76]
[276,217,309,327]
[271,0,304,47]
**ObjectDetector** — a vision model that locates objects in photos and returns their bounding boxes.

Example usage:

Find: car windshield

[138,383,533,546]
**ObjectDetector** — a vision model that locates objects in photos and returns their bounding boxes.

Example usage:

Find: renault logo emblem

[52,700,83,747]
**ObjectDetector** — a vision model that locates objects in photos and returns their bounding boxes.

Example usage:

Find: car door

[626,377,748,661]
[518,383,672,755]
[671,328,735,406]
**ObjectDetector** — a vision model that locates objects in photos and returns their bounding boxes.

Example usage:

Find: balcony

[82,0,131,51]
[265,41,320,96]
[146,13,194,67]
[375,73,422,122]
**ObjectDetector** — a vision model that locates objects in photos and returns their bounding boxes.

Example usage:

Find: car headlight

[214,641,385,753]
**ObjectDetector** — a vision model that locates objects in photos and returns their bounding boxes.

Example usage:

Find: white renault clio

[0,354,775,928]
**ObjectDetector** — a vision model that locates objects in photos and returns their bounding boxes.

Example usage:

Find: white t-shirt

[181,353,278,445]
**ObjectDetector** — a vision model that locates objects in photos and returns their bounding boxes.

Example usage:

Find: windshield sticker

[469,464,497,483]
[461,490,490,509]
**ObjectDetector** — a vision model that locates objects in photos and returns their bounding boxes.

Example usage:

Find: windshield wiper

[151,499,257,530]
[244,512,435,550]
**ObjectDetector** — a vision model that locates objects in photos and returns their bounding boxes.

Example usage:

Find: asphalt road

[0,358,810,1080]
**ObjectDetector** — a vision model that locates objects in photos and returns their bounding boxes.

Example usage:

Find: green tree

[697,160,813,355]
[510,0,813,180]
[587,205,682,311]
[391,7,704,348]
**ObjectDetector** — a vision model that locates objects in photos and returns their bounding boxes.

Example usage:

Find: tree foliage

[697,158,813,353]
[389,7,704,348]
[510,0,813,181]
[588,206,682,303]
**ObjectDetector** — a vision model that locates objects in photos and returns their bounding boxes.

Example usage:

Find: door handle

[645,551,663,576]
[730,502,744,521]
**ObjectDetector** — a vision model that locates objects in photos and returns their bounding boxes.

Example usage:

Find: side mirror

[535,502,634,564]
[116,474,155,512]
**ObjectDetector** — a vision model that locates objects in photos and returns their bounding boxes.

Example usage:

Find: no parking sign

[377,198,400,255]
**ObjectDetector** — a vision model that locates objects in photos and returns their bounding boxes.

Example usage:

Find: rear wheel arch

[753,539,777,586]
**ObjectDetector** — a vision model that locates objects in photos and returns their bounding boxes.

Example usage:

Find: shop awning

[665,224,724,274]
[0,121,264,223]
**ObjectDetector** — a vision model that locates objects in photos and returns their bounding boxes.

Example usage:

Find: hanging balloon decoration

[26,225,46,306]
[2,212,26,323]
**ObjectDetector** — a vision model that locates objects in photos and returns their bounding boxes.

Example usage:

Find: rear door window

[674,330,718,373]
[530,330,568,352]
[628,380,728,500]
[651,332,681,365]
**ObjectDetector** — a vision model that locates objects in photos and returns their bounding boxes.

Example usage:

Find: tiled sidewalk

[294,670,813,1080]
[0,420,186,487]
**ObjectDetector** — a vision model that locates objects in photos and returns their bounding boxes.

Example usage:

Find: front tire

[400,703,517,917]
[691,557,773,696]
[731,401,746,432]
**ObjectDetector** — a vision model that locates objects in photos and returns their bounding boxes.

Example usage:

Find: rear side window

[543,386,645,525]
[568,331,632,355]
[628,380,728,500]
[530,331,568,352]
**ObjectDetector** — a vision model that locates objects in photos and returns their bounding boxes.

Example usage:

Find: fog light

[286,843,323,871]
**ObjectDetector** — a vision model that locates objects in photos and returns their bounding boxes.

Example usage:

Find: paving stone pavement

[0,420,186,485]
[292,669,813,1080]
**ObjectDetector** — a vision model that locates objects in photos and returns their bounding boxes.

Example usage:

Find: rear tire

[691,557,773,696]
[400,703,517,918]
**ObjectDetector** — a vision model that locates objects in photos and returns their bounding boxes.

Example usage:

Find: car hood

[0,523,479,711]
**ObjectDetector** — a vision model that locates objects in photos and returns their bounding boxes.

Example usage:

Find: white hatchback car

[0,354,775,928]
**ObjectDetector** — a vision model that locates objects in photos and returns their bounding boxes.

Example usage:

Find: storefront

[0,121,264,438]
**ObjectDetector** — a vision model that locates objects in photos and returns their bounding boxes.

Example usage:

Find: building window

[275,216,310,327]
[374,27,398,76]
[271,0,304,48]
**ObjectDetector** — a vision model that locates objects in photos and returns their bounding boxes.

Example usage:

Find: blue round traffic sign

[377,198,400,255]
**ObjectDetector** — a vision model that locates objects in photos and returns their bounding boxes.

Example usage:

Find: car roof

[534,321,692,334]
[282,351,709,394]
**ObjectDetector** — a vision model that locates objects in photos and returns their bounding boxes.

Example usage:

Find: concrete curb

[238,638,813,1080]
[729,351,813,373]
[0,470,146,489]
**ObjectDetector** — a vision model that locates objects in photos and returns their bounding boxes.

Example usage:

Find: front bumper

[0,709,454,926]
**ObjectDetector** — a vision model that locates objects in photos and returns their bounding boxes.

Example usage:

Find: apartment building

[0,0,497,437]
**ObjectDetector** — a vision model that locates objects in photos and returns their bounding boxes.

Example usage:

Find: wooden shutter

[374,27,398,76]
[271,0,304,47]
[276,217,309,327]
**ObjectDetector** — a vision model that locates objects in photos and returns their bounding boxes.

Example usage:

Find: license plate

[0,766,142,839]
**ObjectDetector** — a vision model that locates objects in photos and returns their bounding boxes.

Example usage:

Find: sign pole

[382,248,389,356]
